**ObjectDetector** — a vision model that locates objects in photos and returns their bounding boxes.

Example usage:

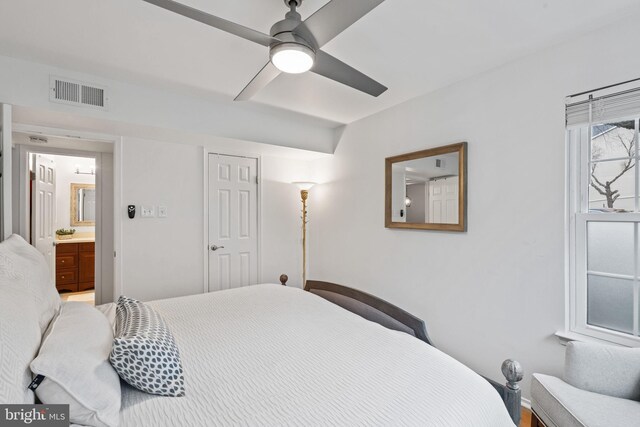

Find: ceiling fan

[142,0,388,101]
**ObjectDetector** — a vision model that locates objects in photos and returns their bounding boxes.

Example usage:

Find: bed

[116,280,520,426]
[0,235,521,427]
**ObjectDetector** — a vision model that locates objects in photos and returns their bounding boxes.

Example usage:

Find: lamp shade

[292,181,316,191]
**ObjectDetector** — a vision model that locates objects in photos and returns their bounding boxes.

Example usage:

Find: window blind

[566,87,640,127]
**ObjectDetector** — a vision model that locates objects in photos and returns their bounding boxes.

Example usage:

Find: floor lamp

[293,182,316,286]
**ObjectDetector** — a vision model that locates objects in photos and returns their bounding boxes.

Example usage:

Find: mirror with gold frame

[70,183,96,226]
[385,142,467,231]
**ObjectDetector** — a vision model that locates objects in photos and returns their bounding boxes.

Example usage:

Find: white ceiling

[1,0,639,125]
[403,153,459,180]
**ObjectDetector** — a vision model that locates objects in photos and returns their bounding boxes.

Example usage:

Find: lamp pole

[293,182,315,287]
[300,188,308,286]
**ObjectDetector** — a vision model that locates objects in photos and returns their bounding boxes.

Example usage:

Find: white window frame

[566,117,640,347]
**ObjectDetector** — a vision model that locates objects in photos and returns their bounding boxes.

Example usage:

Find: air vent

[81,85,105,107]
[54,79,80,103]
[50,76,108,110]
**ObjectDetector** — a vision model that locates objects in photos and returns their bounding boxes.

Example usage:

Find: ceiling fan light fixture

[270,43,315,74]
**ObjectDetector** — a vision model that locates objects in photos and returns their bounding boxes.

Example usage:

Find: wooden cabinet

[56,254,77,270]
[56,269,77,286]
[78,243,95,291]
[55,242,95,293]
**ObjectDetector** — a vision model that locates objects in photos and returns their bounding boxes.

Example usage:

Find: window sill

[555,330,632,347]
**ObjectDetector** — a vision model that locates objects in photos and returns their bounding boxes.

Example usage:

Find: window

[567,88,640,346]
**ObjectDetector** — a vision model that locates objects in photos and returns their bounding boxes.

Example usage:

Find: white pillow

[95,302,117,335]
[0,286,42,404]
[0,234,60,333]
[31,302,121,427]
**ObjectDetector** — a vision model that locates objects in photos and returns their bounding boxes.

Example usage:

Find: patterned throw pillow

[110,296,185,397]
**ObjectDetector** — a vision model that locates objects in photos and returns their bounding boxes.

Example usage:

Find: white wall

[0,55,338,153]
[259,155,312,290]
[9,105,326,302]
[118,136,313,302]
[49,154,95,233]
[308,15,640,399]
[406,183,426,223]
[120,137,203,301]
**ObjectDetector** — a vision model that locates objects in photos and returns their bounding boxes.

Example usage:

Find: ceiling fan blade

[296,0,386,48]
[235,62,282,101]
[311,50,387,97]
[143,0,278,47]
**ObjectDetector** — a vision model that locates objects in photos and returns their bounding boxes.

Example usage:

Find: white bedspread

[119,284,514,426]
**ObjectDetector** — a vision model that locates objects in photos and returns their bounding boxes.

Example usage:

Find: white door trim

[1,104,12,240]
[204,149,262,292]
[202,146,208,294]
[12,123,116,144]
[113,137,123,299]
[17,145,29,239]
[13,124,120,304]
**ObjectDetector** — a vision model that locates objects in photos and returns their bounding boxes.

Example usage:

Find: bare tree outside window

[590,121,636,209]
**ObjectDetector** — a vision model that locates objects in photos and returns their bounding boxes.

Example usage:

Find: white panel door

[33,154,56,280]
[0,104,11,241]
[443,176,459,224]
[429,177,459,224]
[429,180,443,223]
[208,154,258,292]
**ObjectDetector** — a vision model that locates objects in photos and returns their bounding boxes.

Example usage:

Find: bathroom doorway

[14,131,114,306]
[31,153,97,304]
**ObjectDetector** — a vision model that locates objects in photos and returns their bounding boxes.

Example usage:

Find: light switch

[141,205,155,218]
[158,206,168,218]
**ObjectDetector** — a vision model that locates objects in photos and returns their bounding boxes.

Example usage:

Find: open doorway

[13,130,115,306]
[30,152,97,304]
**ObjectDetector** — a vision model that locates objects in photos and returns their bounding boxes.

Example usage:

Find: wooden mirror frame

[70,183,96,227]
[385,142,467,232]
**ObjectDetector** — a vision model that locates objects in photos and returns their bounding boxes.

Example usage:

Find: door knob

[210,245,225,251]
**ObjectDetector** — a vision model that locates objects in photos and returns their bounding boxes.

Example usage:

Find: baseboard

[521,397,531,411]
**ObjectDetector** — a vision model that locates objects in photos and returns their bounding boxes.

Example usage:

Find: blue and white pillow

[110,296,185,397]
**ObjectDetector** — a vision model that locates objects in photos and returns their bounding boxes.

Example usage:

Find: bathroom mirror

[385,142,467,231]
[70,183,96,226]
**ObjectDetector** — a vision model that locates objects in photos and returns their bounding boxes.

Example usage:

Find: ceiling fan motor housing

[270,7,316,54]
[268,2,317,74]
